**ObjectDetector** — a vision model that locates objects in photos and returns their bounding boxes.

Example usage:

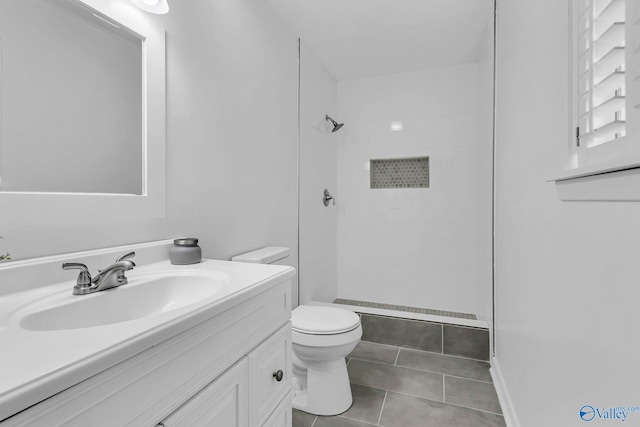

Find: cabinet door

[249,323,292,426]
[158,358,248,427]
[261,394,292,427]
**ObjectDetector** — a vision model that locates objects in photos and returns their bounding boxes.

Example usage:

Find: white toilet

[231,247,362,416]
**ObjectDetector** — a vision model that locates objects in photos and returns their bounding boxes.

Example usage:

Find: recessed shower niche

[369,156,429,189]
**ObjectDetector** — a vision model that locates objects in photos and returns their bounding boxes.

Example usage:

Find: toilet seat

[292,324,363,348]
[292,305,360,335]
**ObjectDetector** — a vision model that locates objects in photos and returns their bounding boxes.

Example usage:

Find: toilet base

[291,358,353,416]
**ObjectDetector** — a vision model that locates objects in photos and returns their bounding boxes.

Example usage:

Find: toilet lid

[292,305,360,335]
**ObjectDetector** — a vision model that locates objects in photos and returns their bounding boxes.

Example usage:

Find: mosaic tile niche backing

[370,156,429,189]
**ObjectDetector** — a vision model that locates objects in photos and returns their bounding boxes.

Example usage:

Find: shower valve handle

[323,189,335,207]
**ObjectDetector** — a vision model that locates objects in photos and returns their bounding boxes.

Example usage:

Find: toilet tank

[231,247,290,265]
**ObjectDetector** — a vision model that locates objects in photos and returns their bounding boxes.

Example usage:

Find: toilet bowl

[231,247,362,416]
[291,305,362,415]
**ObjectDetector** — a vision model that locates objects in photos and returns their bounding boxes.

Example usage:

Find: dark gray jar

[170,238,202,265]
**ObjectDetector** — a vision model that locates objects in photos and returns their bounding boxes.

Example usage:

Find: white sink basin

[19,271,226,331]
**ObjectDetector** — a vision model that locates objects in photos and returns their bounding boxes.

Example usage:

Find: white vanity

[0,241,295,426]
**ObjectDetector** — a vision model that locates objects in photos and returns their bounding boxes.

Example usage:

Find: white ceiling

[266,0,494,81]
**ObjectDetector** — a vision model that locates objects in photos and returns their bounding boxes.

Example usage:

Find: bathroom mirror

[0,0,146,194]
[0,0,166,220]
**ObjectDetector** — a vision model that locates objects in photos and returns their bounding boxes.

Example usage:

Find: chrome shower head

[325,115,344,133]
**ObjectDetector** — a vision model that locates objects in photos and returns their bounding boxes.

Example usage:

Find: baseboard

[490,356,521,427]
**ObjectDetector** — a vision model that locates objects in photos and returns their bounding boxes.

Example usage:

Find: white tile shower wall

[1,0,299,299]
[336,64,493,315]
[495,0,640,425]
[298,42,338,305]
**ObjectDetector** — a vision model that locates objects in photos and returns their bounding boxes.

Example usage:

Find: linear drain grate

[333,299,477,320]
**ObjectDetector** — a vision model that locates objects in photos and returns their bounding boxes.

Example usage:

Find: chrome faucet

[63,251,136,295]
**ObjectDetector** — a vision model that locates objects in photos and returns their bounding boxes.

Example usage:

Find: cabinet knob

[273,370,284,382]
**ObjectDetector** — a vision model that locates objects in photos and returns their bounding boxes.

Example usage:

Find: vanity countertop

[0,258,295,422]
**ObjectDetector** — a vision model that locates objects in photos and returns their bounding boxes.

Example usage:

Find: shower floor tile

[293,341,505,427]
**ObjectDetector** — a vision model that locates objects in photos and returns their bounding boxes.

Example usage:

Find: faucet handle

[116,251,136,263]
[117,260,136,270]
[113,259,136,283]
[62,262,92,287]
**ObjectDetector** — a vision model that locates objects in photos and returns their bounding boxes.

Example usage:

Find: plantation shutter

[576,0,626,148]
[571,0,640,165]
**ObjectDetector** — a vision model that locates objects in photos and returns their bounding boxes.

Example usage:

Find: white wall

[298,42,338,305]
[336,64,493,315]
[494,0,640,425]
[0,0,299,293]
[162,1,298,270]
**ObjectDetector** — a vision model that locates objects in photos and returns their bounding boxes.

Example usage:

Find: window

[556,0,640,200]
[569,0,640,169]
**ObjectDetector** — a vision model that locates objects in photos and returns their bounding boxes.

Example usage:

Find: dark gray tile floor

[292,341,505,427]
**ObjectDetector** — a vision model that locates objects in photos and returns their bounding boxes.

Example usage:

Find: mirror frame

[0,0,166,221]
